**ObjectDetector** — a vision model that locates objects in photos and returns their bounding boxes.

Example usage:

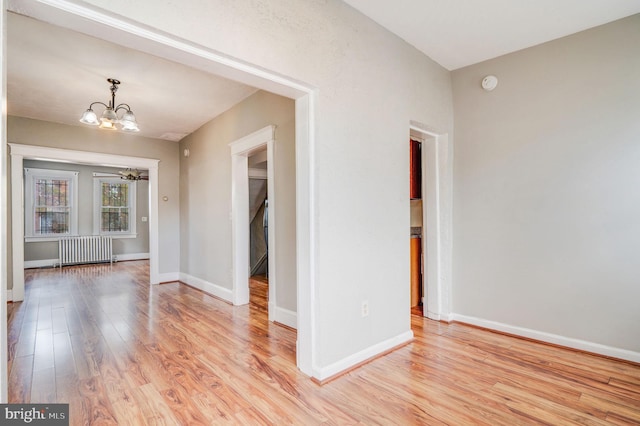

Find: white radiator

[58,236,113,267]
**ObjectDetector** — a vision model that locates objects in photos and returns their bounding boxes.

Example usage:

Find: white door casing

[1,0,317,395]
[410,122,452,322]
[230,126,277,319]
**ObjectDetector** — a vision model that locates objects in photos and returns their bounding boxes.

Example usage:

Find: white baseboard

[450,313,640,364]
[7,290,13,302]
[314,330,414,381]
[114,252,150,262]
[270,303,297,329]
[24,253,150,269]
[157,272,180,283]
[24,258,57,269]
[179,272,233,303]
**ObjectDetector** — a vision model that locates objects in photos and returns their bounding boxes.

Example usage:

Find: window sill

[25,236,70,243]
[103,233,138,239]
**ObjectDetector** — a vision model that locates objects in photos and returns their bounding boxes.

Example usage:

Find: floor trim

[179,272,233,303]
[313,330,414,382]
[115,252,150,262]
[271,303,297,329]
[451,313,640,364]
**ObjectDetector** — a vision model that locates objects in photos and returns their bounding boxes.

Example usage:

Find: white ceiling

[7,12,258,142]
[343,0,640,70]
[7,2,640,143]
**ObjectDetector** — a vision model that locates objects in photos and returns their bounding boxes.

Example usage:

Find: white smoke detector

[482,75,498,91]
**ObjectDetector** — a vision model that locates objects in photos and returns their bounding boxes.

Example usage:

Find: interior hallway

[7,261,640,424]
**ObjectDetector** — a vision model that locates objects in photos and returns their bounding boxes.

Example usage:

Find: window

[24,168,79,240]
[94,176,137,236]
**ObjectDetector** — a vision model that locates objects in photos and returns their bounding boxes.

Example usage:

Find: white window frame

[93,175,137,238]
[24,168,79,242]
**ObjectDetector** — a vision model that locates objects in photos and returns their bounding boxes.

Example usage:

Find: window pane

[34,206,69,234]
[32,177,71,235]
[102,182,129,207]
[35,179,69,207]
[101,207,129,232]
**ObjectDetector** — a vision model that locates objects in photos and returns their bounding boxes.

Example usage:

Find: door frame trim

[410,122,452,321]
[9,143,161,302]
[1,0,318,395]
[230,125,277,319]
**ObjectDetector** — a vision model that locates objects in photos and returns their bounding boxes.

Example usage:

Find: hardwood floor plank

[131,383,181,426]
[110,400,146,426]
[159,387,211,425]
[492,382,611,425]
[358,361,516,425]
[53,331,76,377]
[609,377,640,394]
[30,366,56,403]
[32,328,55,372]
[8,355,33,404]
[52,307,69,334]
[68,333,95,380]
[14,319,37,358]
[76,376,119,425]
[580,393,640,423]
[10,261,640,425]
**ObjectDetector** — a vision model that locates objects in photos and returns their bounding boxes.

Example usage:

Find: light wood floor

[8,261,640,425]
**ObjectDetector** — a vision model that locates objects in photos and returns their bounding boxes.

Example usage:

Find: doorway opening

[248,152,269,313]
[408,122,452,322]
[1,2,317,401]
[9,143,161,302]
[409,137,424,317]
[230,126,277,321]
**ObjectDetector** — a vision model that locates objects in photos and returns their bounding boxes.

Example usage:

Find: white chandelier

[79,78,139,132]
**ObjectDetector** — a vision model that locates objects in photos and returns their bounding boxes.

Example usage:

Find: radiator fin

[58,236,113,267]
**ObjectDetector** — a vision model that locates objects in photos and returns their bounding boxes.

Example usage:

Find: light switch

[141,217,148,222]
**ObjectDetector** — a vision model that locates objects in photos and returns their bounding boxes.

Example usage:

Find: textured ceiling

[343,0,640,70]
[7,12,258,142]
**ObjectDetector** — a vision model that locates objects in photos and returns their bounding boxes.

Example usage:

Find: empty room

[1,0,639,424]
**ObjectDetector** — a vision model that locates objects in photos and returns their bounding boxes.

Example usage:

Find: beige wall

[22,160,150,263]
[179,90,297,311]
[452,15,640,353]
[8,116,180,281]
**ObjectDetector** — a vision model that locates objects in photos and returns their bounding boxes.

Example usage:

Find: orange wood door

[410,236,422,307]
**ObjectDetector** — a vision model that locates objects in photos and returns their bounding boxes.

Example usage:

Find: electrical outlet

[361,300,369,317]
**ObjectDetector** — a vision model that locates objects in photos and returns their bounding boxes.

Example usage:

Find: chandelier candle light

[79,78,139,132]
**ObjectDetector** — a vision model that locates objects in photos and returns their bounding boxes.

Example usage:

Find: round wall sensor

[481,75,498,91]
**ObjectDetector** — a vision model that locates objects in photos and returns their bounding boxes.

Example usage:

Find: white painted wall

[179,91,297,311]
[451,15,640,354]
[75,0,456,370]
[7,116,180,280]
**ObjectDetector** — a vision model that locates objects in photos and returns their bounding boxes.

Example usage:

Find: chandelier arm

[114,104,133,113]
[88,101,109,110]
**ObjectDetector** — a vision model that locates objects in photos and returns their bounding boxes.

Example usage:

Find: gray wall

[8,116,180,279]
[22,160,150,263]
[451,15,640,352]
[179,90,297,312]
